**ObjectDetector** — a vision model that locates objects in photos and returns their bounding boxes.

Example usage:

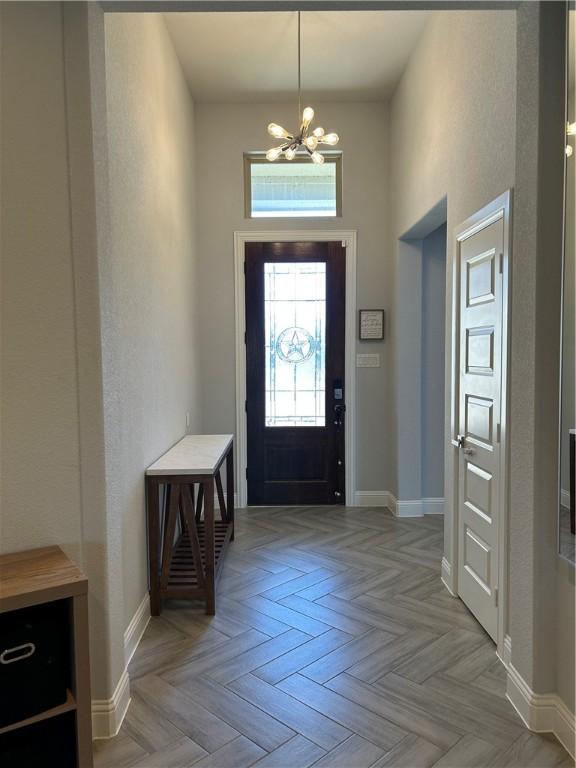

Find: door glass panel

[264,262,326,426]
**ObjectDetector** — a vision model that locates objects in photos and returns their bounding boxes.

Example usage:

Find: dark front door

[245,241,346,506]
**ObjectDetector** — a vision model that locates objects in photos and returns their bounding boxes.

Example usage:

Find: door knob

[457,434,466,448]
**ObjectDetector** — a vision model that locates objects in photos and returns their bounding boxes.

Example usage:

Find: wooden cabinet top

[0,545,87,613]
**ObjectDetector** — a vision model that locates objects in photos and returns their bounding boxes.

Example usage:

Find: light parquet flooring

[94,507,573,768]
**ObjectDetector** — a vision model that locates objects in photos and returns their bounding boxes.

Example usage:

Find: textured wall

[388,8,517,561]
[511,1,574,713]
[0,3,84,561]
[0,2,120,700]
[103,12,202,627]
[194,102,390,493]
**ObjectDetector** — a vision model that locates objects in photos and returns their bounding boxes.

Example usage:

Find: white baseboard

[92,594,152,739]
[395,499,424,517]
[391,496,445,518]
[422,497,445,515]
[507,663,576,759]
[92,669,131,740]
[353,491,392,508]
[441,556,456,595]
[560,488,570,510]
[124,593,151,667]
[501,633,512,669]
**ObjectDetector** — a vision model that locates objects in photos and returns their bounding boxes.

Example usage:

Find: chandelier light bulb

[567,122,576,136]
[312,126,325,138]
[268,123,291,139]
[266,146,283,162]
[302,107,315,127]
[321,133,339,146]
[304,136,319,150]
[285,146,297,160]
[567,145,574,158]
[311,151,325,165]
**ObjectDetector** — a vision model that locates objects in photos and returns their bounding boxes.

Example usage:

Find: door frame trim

[450,190,512,659]
[234,230,357,508]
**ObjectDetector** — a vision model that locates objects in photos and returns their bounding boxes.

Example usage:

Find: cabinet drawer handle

[0,642,36,665]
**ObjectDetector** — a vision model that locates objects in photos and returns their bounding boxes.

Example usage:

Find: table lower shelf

[160,520,232,599]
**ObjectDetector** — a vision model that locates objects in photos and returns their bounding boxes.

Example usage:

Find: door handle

[456,434,466,448]
[333,404,346,426]
[463,447,475,456]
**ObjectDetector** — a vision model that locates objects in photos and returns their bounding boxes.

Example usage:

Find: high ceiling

[163,11,430,103]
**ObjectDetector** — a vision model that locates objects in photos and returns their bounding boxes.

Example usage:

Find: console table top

[146,434,233,477]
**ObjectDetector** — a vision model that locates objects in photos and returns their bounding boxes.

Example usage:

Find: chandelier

[265,12,339,165]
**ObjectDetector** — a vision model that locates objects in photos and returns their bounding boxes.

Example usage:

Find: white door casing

[451,191,511,649]
[234,230,357,509]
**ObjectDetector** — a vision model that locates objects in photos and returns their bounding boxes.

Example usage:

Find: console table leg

[204,478,216,615]
[147,477,161,616]
[227,445,235,541]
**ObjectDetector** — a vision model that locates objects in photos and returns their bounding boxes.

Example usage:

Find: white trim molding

[393,496,445,518]
[441,556,456,595]
[124,593,151,667]
[92,594,152,739]
[507,664,576,759]
[395,499,424,517]
[422,497,445,515]
[234,230,358,507]
[353,491,391,508]
[92,669,131,740]
[500,633,512,669]
[560,488,570,510]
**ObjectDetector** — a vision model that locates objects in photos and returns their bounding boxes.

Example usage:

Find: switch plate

[356,353,380,368]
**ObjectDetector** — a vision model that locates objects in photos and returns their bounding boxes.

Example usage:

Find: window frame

[243,152,343,220]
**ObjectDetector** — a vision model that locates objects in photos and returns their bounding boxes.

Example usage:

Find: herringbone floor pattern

[94,507,572,768]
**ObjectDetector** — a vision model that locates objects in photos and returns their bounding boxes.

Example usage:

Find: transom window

[244,154,342,219]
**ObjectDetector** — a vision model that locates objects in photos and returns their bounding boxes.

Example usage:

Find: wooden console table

[146,434,234,616]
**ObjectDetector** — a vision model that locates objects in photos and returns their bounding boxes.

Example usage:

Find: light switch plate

[357,353,380,368]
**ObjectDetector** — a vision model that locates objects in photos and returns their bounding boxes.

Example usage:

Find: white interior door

[457,215,505,641]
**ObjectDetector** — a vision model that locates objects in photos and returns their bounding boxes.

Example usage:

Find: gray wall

[0,1,119,699]
[388,9,517,530]
[103,12,203,627]
[421,224,446,499]
[194,102,390,493]
[1,2,84,562]
[511,1,574,713]
[0,3,203,702]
